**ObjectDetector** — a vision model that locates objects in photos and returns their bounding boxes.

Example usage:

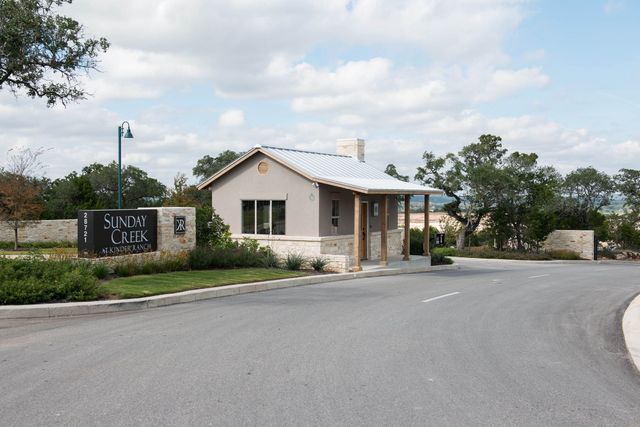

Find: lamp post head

[121,121,134,139]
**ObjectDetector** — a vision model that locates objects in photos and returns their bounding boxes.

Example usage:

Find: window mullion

[269,200,273,235]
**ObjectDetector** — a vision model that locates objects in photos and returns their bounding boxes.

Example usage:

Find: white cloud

[0,0,629,189]
[218,110,245,127]
[604,0,625,14]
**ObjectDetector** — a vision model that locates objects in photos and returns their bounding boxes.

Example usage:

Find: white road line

[528,274,549,279]
[422,292,460,303]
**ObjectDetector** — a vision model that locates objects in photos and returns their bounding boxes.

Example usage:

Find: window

[242,201,255,234]
[331,199,340,235]
[241,200,286,235]
[272,201,286,235]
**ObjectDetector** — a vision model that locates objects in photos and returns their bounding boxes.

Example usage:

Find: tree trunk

[456,229,466,251]
[13,223,18,251]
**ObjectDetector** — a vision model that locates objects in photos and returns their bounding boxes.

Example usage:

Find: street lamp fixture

[118,121,134,209]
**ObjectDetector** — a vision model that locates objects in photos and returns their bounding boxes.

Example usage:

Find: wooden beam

[353,192,362,272]
[423,194,430,256]
[403,195,410,261]
[380,195,388,266]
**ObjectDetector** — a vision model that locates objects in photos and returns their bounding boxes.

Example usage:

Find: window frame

[241,199,285,235]
[331,199,340,235]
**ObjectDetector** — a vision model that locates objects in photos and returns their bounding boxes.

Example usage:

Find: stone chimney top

[336,138,365,162]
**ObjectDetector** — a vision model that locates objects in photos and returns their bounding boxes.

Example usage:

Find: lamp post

[117,121,134,209]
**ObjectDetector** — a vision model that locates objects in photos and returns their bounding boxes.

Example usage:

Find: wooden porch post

[403,194,410,261]
[380,195,388,266]
[352,192,362,272]
[423,194,430,256]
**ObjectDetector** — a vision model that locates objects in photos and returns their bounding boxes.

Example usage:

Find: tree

[0,0,109,106]
[616,168,640,225]
[42,171,102,218]
[384,164,409,182]
[487,152,560,250]
[164,172,229,246]
[415,134,507,250]
[557,167,614,233]
[0,148,45,249]
[82,162,166,209]
[192,150,241,181]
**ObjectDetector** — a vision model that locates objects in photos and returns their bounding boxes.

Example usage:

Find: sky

[0,0,638,186]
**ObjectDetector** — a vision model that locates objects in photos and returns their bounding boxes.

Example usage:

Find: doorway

[360,202,368,260]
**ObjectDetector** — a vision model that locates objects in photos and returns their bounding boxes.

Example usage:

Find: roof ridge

[261,145,352,158]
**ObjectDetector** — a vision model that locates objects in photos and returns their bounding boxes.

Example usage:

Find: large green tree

[0,0,109,106]
[557,166,614,234]
[192,150,241,181]
[42,171,102,218]
[415,134,507,250]
[82,162,166,210]
[616,168,640,225]
[487,152,560,250]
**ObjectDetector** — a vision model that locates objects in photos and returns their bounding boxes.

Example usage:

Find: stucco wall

[543,230,594,260]
[210,153,320,236]
[0,219,76,243]
[318,185,399,236]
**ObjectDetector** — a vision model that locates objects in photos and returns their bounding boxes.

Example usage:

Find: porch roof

[197,145,442,195]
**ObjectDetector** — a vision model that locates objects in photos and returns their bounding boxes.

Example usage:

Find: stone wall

[543,230,595,260]
[0,207,196,255]
[144,207,196,254]
[230,229,403,272]
[0,219,77,243]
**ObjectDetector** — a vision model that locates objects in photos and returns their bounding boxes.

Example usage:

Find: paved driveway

[1,259,639,426]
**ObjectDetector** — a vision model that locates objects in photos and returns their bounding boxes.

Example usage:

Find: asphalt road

[1,259,640,426]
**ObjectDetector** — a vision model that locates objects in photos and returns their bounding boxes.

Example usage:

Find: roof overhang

[197,146,443,196]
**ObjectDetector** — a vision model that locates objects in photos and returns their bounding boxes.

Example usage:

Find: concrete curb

[0,264,459,319]
[622,293,640,373]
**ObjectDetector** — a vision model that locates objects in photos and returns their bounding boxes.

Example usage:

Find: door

[360,202,368,260]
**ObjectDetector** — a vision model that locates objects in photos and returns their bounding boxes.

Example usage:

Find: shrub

[92,263,110,280]
[109,252,189,277]
[431,253,453,265]
[408,227,440,256]
[261,248,280,268]
[0,241,76,249]
[0,257,100,304]
[284,253,306,271]
[310,256,328,272]
[454,247,553,260]
[432,247,457,257]
[189,246,215,270]
[545,250,582,260]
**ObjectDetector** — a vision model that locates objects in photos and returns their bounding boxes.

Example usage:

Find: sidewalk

[0,258,458,320]
[623,294,640,373]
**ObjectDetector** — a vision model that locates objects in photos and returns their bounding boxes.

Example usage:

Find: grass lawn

[0,248,77,256]
[100,268,308,299]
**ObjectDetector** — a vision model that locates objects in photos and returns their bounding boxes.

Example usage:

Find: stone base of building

[230,229,403,272]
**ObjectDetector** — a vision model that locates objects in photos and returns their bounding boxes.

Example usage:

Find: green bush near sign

[0,257,100,304]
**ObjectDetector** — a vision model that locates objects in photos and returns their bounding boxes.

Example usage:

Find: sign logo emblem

[174,216,186,235]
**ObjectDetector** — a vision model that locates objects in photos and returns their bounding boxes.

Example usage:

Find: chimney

[336,138,365,162]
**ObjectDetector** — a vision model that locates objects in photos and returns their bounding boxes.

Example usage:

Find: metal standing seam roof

[198,145,442,195]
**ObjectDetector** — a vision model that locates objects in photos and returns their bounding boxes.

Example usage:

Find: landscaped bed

[0,242,320,305]
[432,246,583,260]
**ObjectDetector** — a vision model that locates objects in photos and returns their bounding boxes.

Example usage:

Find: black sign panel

[78,209,157,257]
[435,233,445,246]
[174,216,186,235]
